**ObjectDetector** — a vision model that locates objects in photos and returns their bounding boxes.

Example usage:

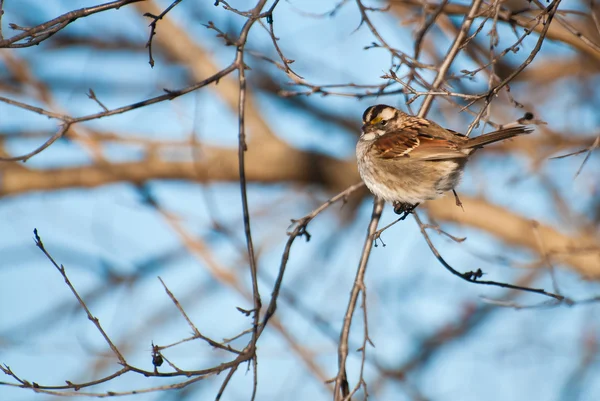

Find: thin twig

[0,0,143,48]
[87,88,109,112]
[0,64,237,162]
[158,277,240,354]
[143,0,184,67]
[412,213,567,301]
[466,0,562,135]
[230,2,272,399]
[262,182,365,328]
[334,197,384,400]
[32,228,127,364]
[420,0,484,115]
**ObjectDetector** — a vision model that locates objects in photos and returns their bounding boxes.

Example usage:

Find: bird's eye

[380,120,388,126]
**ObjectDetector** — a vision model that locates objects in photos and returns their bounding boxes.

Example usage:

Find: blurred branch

[0,147,357,196]
[377,271,541,379]
[149,186,330,394]
[1,0,599,399]
[1,147,597,279]
[550,136,599,178]
[0,0,285,162]
[0,63,238,161]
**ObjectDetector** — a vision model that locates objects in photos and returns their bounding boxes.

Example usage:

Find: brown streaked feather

[443,128,467,139]
[372,115,429,159]
[403,117,466,141]
[373,130,467,161]
[373,132,420,158]
[408,137,467,160]
[400,115,432,131]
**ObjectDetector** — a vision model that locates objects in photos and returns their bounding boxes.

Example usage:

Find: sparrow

[356,104,533,217]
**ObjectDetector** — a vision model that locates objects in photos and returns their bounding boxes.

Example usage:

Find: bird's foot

[452,189,464,211]
[393,202,419,220]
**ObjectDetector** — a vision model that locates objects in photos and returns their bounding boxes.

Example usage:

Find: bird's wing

[372,125,468,161]
[371,131,420,158]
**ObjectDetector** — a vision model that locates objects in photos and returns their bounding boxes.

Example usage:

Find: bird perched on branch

[356,104,533,217]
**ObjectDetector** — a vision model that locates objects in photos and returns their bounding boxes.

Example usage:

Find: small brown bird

[356,104,533,216]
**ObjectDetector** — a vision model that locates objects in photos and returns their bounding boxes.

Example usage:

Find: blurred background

[1,0,599,400]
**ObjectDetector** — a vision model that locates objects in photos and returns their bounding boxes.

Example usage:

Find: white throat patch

[362,132,377,141]
[361,129,385,141]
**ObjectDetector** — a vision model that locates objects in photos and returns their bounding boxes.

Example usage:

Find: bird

[356,104,533,217]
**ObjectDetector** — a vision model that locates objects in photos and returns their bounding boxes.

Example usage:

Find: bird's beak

[361,124,368,133]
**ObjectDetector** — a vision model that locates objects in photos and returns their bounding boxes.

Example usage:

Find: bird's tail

[465,126,533,149]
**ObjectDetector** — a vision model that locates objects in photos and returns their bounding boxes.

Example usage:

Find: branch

[425,196,600,279]
[390,0,600,61]
[0,0,143,48]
